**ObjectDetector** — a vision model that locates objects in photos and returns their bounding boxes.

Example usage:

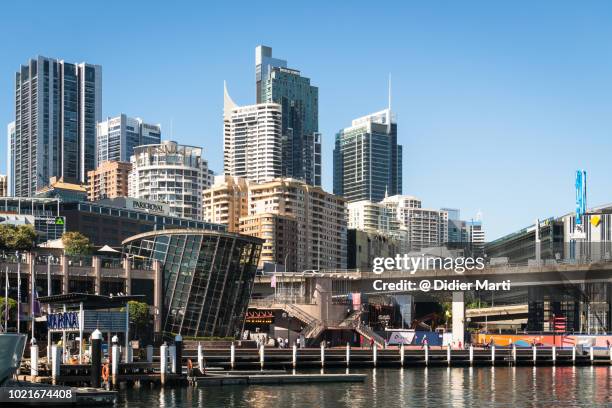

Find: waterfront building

[34,177,88,202]
[60,197,225,246]
[347,200,397,233]
[0,175,7,198]
[87,161,131,201]
[382,195,448,251]
[13,56,102,196]
[202,175,249,233]
[96,114,161,165]
[246,178,346,270]
[128,141,211,220]
[7,122,15,195]
[223,83,282,183]
[123,229,263,338]
[333,109,402,203]
[255,46,321,186]
[0,197,65,243]
[239,213,298,271]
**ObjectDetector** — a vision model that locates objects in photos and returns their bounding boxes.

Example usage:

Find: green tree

[0,224,37,251]
[123,301,150,339]
[0,297,17,318]
[62,232,92,255]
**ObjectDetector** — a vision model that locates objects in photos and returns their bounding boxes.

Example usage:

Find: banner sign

[47,311,81,331]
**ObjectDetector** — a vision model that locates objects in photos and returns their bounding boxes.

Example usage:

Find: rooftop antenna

[387,73,392,131]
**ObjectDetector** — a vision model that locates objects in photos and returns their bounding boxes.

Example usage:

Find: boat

[0,333,26,385]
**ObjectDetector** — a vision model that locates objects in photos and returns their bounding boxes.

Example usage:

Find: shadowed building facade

[123,229,263,338]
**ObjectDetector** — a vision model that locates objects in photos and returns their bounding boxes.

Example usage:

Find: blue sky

[2,1,612,239]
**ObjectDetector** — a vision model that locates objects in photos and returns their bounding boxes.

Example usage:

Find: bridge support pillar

[451,291,465,346]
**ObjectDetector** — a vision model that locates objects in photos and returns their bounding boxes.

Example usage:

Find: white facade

[128,141,210,220]
[382,195,448,251]
[223,83,282,183]
[347,200,395,233]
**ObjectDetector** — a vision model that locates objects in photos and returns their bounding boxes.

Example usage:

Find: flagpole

[4,266,8,332]
[17,252,20,334]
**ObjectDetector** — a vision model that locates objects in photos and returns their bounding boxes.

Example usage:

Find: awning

[97,245,120,253]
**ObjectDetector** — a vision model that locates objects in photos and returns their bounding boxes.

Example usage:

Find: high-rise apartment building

[7,122,15,196]
[239,213,298,270]
[334,109,402,203]
[128,141,211,220]
[347,200,397,233]
[0,175,7,197]
[96,114,161,165]
[203,175,249,233]
[223,84,282,183]
[247,178,346,270]
[87,161,132,201]
[382,195,448,251]
[13,56,101,196]
[255,46,321,186]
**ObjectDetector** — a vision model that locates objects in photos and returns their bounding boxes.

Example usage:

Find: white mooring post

[345,343,350,367]
[400,343,405,367]
[447,345,451,366]
[259,343,265,370]
[491,345,495,365]
[230,343,235,370]
[372,343,377,367]
[169,344,177,374]
[51,344,60,385]
[111,344,119,386]
[512,344,517,364]
[320,342,325,368]
[572,346,576,364]
[293,344,297,368]
[30,343,39,378]
[424,344,429,366]
[532,346,537,364]
[160,343,168,386]
[609,346,612,363]
[469,345,474,366]
[552,346,556,364]
[197,342,203,372]
[590,346,594,364]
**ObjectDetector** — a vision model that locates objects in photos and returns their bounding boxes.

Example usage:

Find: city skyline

[2,2,612,239]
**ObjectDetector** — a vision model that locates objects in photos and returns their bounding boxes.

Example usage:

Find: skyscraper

[96,114,161,165]
[223,83,282,183]
[334,108,402,203]
[7,122,15,196]
[13,56,101,196]
[255,45,321,186]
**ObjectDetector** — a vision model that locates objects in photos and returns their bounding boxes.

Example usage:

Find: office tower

[0,175,7,197]
[442,208,468,244]
[87,161,132,201]
[255,45,321,186]
[382,195,448,251]
[334,108,402,203]
[96,114,161,165]
[203,175,249,233]
[223,83,282,183]
[14,56,102,196]
[128,141,210,220]
[7,122,15,195]
[246,178,346,270]
[467,219,485,246]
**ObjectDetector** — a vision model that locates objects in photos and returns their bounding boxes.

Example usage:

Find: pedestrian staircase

[355,323,386,348]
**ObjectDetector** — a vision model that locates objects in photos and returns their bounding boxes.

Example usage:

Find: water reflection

[118,366,612,408]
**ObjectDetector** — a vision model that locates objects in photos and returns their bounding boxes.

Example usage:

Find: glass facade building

[123,230,262,338]
[334,109,402,203]
[256,46,321,186]
[96,114,161,165]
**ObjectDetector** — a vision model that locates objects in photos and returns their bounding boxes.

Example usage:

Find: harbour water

[116,366,612,407]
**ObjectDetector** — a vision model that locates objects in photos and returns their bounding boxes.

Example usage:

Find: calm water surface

[117,366,612,407]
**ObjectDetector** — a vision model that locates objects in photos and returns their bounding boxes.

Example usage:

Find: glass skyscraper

[334,109,402,203]
[255,45,321,186]
[123,229,263,338]
[13,56,102,196]
[96,114,161,165]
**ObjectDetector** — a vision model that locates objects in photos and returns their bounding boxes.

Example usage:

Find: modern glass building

[255,46,321,186]
[123,229,263,338]
[96,114,161,165]
[13,57,102,196]
[334,108,402,203]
